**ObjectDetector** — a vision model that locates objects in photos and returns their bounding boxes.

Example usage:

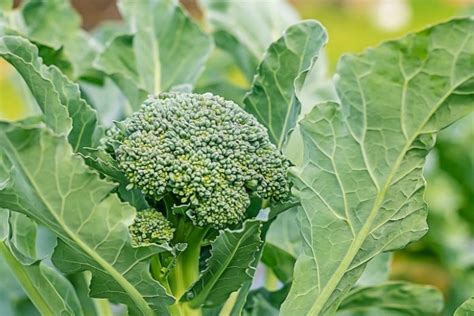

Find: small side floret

[130,209,175,246]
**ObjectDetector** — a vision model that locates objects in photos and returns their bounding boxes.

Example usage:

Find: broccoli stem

[169,226,207,298]
[157,214,207,315]
[151,254,187,316]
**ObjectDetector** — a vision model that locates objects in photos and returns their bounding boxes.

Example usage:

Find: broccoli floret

[106,92,290,228]
[130,209,175,246]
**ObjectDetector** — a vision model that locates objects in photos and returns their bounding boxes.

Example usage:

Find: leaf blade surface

[184,220,262,308]
[281,18,474,315]
[0,124,172,315]
[244,21,327,149]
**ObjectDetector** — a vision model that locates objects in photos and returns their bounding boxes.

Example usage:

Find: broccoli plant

[0,0,473,315]
[105,92,291,313]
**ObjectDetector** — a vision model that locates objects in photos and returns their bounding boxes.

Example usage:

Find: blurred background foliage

[0,0,472,315]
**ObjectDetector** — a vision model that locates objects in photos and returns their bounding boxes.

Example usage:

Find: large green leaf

[243,294,279,316]
[261,243,295,283]
[355,253,391,287]
[281,18,474,315]
[266,208,301,258]
[183,220,262,308]
[0,250,31,316]
[241,284,290,316]
[284,52,337,166]
[0,245,83,316]
[200,0,298,82]
[0,0,100,80]
[80,78,129,127]
[226,199,298,316]
[0,36,101,153]
[0,36,70,134]
[96,0,213,108]
[194,49,248,106]
[94,34,148,110]
[8,213,37,264]
[454,297,474,315]
[0,210,83,316]
[68,273,100,316]
[21,0,80,50]
[244,21,327,149]
[0,124,173,315]
[336,282,444,316]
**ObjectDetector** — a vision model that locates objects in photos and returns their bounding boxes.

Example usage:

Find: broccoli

[129,209,175,247]
[106,92,290,229]
[105,92,290,310]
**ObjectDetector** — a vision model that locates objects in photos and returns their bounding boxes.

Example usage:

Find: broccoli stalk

[167,216,208,298]
[150,214,207,316]
[107,92,291,314]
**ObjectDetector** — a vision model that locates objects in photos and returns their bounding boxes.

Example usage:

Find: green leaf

[0,36,71,134]
[80,78,128,127]
[0,36,102,153]
[284,53,337,166]
[336,282,444,316]
[229,281,251,316]
[97,0,213,107]
[183,220,263,308]
[20,0,99,80]
[36,44,74,78]
[258,203,301,288]
[8,213,38,264]
[454,297,474,316]
[281,18,474,315]
[244,294,279,316]
[61,30,102,81]
[200,0,299,82]
[243,285,290,316]
[261,243,295,283]
[21,0,81,50]
[119,0,213,93]
[266,207,301,258]
[244,21,327,149]
[194,49,248,106]
[80,148,149,210]
[227,200,299,315]
[212,31,259,84]
[94,34,147,109]
[0,209,8,239]
[0,250,28,316]
[68,272,99,316]
[356,253,392,287]
[0,124,173,315]
[92,21,129,45]
[0,244,83,316]
[0,210,83,316]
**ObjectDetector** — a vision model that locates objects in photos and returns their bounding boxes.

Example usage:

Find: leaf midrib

[190,222,260,306]
[277,27,311,150]
[307,76,471,315]
[0,241,56,316]
[1,132,155,316]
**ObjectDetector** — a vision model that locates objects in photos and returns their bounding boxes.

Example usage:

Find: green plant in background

[0,0,473,316]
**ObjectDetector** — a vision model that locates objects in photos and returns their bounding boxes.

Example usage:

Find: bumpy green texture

[106,92,290,228]
[129,209,175,246]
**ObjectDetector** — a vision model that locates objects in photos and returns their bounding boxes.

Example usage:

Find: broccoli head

[130,209,175,246]
[106,92,290,228]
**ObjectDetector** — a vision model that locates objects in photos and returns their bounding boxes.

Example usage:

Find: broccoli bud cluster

[106,92,290,228]
[130,209,175,246]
